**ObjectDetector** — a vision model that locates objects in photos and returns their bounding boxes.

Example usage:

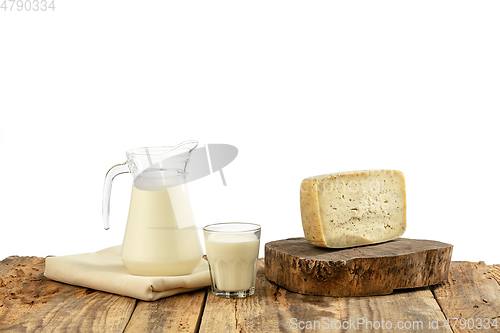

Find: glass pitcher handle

[102,163,130,230]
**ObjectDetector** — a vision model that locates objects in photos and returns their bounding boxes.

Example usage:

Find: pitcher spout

[128,141,198,191]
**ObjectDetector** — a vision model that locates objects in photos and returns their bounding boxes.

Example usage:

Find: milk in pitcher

[121,183,202,276]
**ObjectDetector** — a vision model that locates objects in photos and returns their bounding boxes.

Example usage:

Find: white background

[0,1,499,264]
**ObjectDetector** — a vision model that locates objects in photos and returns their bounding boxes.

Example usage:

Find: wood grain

[200,259,454,332]
[0,256,136,332]
[198,290,238,332]
[431,261,500,333]
[1,256,498,333]
[124,288,207,333]
[265,237,453,297]
[489,265,500,285]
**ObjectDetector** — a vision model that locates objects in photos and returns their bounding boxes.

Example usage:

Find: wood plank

[333,288,453,333]
[0,256,136,332]
[431,261,500,333]
[2,256,497,333]
[200,259,453,332]
[124,288,207,333]
[198,290,238,332]
[265,237,453,297]
[200,259,280,332]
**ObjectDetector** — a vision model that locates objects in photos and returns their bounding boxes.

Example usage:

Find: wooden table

[1,256,499,332]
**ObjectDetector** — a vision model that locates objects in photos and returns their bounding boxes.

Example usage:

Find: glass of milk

[203,223,261,298]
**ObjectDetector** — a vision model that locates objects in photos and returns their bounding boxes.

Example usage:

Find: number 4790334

[1,0,55,11]
[444,317,498,330]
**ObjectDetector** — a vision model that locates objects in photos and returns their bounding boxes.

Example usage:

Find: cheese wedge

[300,170,406,248]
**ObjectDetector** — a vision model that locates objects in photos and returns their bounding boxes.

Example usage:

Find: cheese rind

[300,170,406,248]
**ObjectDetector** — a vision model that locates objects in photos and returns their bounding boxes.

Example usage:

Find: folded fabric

[44,245,211,301]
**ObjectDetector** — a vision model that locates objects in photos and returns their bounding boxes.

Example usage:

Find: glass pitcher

[102,140,203,276]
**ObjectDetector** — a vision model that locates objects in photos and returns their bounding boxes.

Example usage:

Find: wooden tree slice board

[265,237,453,297]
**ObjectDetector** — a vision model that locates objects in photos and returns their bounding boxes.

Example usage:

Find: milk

[205,233,260,291]
[121,183,203,276]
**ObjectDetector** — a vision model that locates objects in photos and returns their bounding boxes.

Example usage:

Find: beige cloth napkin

[44,245,211,301]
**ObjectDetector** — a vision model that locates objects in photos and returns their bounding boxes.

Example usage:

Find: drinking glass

[203,223,261,298]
